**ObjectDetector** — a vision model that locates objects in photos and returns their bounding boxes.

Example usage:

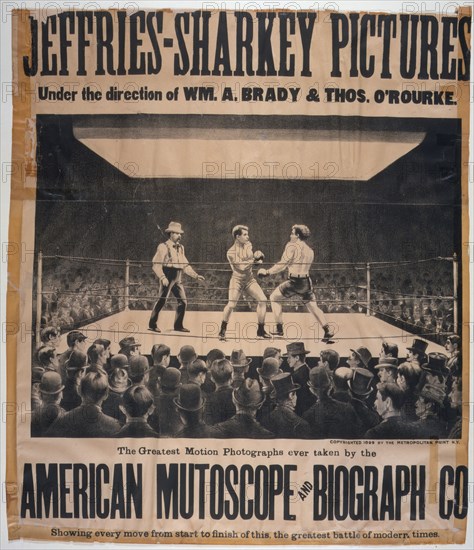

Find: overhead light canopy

[73,116,426,181]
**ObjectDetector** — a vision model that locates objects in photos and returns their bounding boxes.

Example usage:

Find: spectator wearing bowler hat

[303,366,362,439]
[406,338,428,368]
[128,355,151,386]
[229,349,252,389]
[149,367,183,436]
[148,222,205,334]
[348,368,381,436]
[204,359,236,426]
[118,336,141,359]
[31,372,65,436]
[263,373,311,439]
[62,350,88,411]
[256,357,281,425]
[283,342,314,416]
[396,361,422,422]
[174,384,210,438]
[413,383,448,438]
[375,357,398,385]
[210,379,274,439]
[47,372,121,438]
[117,385,158,438]
[347,346,372,371]
[379,341,399,360]
[102,367,130,425]
[177,345,197,385]
[58,330,87,381]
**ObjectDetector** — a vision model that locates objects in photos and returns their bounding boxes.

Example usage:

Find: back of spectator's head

[128,355,151,384]
[161,367,181,391]
[40,326,60,345]
[151,344,171,364]
[87,344,105,365]
[397,361,422,390]
[381,341,399,358]
[66,330,87,348]
[94,338,111,351]
[110,353,129,370]
[178,345,197,365]
[65,350,88,377]
[121,385,154,418]
[39,371,64,402]
[37,345,56,368]
[80,372,109,403]
[210,359,233,385]
[206,348,225,366]
[263,347,281,360]
[188,359,208,379]
[377,382,405,411]
[320,349,340,371]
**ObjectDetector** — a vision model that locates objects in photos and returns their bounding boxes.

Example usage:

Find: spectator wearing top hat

[419,352,448,391]
[201,348,225,394]
[347,346,372,371]
[204,359,235,426]
[331,367,353,403]
[365,383,418,439]
[149,368,183,436]
[47,372,121,438]
[375,357,398,385]
[263,373,311,439]
[174,385,210,438]
[396,361,422,422]
[380,341,399,360]
[62,350,88,411]
[128,355,151,386]
[348,368,380,436]
[149,344,171,395]
[187,359,208,388]
[211,379,274,439]
[406,338,428,368]
[303,366,362,439]
[102,368,130,425]
[31,372,65,436]
[87,343,108,376]
[118,336,141,359]
[256,357,281,425]
[58,330,87,381]
[283,342,314,416]
[177,345,197,385]
[412,383,448,438]
[117,385,158,438]
[229,349,252,389]
[148,221,205,334]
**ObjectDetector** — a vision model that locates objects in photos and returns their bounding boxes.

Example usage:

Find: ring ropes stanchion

[35,252,458,345]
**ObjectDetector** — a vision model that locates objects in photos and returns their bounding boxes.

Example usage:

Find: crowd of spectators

[30,329,463,440]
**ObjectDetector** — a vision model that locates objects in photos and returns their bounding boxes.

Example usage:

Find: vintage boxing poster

[3,0,472,547]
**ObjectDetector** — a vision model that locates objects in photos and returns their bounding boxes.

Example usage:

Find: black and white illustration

[30,114,463,440]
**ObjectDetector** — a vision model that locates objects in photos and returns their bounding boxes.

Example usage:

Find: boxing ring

[35,253,458,357]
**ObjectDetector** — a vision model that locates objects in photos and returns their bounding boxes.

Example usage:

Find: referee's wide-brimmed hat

[165,221,184,234]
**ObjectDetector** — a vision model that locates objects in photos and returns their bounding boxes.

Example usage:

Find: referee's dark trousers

[149,267,187,330]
